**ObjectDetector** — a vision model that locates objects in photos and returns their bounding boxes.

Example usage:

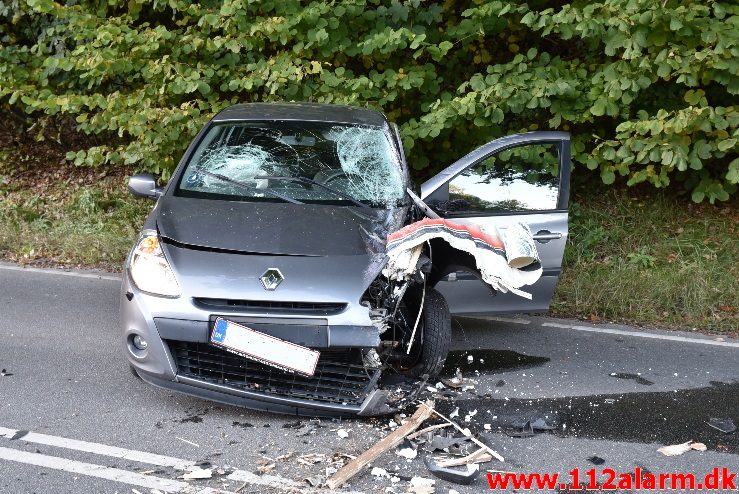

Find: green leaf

[590,100,606,117]
[717,138,736,152]
[727,158,739,183]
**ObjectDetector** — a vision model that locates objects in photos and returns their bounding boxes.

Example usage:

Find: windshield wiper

[255,175,370,208]
[197,170,304,205]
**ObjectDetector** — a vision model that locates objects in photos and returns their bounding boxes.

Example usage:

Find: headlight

[128,231,181,297]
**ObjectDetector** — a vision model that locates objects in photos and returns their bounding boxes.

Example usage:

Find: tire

[129,363,141,379]
[398,288,452,379]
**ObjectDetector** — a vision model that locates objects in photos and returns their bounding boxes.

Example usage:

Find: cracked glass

[176,122,405,207]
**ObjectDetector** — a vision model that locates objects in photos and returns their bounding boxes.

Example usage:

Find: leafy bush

[1,0,737,201]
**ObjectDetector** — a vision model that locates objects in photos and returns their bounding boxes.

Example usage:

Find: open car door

[420,131,571,315]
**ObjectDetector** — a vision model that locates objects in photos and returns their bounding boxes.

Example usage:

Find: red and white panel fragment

[383,218,542,299]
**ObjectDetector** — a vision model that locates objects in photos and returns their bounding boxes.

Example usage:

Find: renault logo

[260,268,284,290]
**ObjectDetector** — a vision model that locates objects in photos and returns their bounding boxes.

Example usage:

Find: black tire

[398,288,451,379]
[129,363,141,379]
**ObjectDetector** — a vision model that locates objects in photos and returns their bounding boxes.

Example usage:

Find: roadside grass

[552,189,738,333]
[0,147,736,332]
[0,151,149,271]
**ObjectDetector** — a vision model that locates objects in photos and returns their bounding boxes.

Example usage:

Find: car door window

[441,143,560,214]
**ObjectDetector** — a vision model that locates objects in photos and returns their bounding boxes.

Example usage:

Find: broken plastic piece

[530,418,555,431]
[396,447,417,460]
[423,456,480,485]
[657,441,706,456]
[304,476,322,487]
[425,435,469,452]
[507,420,535,438]
[371,467,390,478]
[588,456,605,465]
[408,476,436,494]
[707,418,736,434]
[182,467,212,480]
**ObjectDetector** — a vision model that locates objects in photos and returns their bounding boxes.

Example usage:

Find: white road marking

[542,322,739,348]
[487,316,531,325]
[0,427,195,470]
[0,446,188,493]
[0,262,120,281]
[0,426,365,493]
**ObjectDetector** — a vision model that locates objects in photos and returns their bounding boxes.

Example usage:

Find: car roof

[212,102,389,127]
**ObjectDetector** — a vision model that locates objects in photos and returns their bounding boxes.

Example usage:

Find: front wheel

[393,288,451,379]
[129,363,141,379]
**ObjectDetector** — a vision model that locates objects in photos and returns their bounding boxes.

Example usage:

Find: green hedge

[1,0,737,202]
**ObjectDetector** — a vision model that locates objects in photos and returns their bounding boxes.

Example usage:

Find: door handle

[533,230,562,243]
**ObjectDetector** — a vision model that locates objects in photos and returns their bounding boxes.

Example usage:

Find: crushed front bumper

[121,276,393,417]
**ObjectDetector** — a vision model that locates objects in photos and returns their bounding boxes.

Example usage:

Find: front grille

[167,341,376,406]
[193,298,347,315]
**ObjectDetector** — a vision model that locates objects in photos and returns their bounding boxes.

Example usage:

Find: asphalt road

[1,263,737,493]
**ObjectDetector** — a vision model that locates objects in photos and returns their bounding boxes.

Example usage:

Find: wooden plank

[326,400,435,490]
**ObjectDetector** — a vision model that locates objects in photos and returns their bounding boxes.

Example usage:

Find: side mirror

[128,174,163,200]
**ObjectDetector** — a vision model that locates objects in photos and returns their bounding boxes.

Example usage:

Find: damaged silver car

[122,102,570,416]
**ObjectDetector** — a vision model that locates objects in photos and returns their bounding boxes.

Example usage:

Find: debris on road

[181,467,212,480]
[304,475,322,487]
[408,476,435,494]
[337,429,350,439]
[435,448,493,468]
[297,453,325,466]
[421,401,504,462]
[407,423,452,440]
[0,368,12,377]
[175,437,199,447]
[657,441,707,456]
[507,420,534,438]
[371,467,390,478]
[529,418,554,431]
[395,443,418,460]
[326,400,435,489]
[507,417,554,438]
[609,372,654,386]
[423,456,480,485]
[424,434,469,453]
[588,456,605,465]
[256,458,276,474]
[707,418,736,434]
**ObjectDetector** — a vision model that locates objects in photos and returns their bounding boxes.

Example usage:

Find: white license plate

[210,317,319,376]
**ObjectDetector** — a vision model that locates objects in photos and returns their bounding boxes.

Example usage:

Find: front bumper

[121,275,391,417]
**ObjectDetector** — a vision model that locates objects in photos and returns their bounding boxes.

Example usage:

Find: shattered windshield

[176,122,405,207]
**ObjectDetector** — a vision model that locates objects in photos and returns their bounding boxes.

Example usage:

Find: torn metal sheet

[383,218,542,298]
